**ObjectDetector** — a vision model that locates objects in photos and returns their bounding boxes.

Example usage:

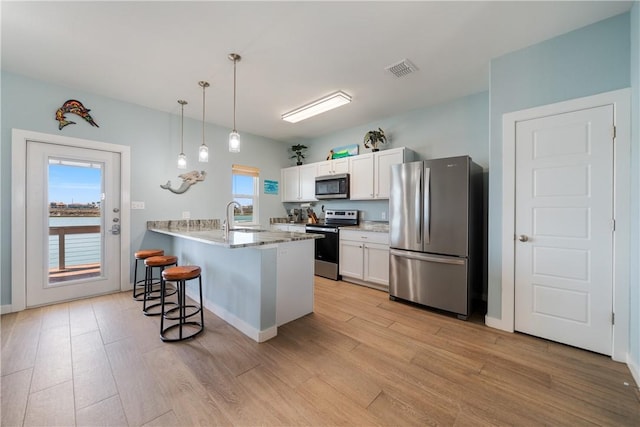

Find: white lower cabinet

[339,240,364,278]
[339,230,389,291]
[363,243,390,286]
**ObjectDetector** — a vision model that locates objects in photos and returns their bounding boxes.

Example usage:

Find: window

[232,164,259,225]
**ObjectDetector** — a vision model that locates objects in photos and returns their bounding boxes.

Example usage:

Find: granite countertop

[342,221,390,233]
[149,225,322,249]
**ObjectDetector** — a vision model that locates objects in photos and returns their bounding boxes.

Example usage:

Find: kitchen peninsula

[147,220,320,342]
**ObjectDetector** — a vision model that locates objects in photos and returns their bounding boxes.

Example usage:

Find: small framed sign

[264,180,278,195]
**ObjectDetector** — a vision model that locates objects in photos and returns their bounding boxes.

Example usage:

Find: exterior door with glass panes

[26,141,121,306]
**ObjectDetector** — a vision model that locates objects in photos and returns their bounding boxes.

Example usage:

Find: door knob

[518,234,529,242]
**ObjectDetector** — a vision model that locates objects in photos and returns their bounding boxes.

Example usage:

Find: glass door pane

[48,158,103,284]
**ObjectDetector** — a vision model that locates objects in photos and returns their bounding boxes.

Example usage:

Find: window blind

[232,164,259,177]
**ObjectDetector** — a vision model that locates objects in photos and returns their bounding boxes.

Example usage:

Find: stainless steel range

[305,210,358,280]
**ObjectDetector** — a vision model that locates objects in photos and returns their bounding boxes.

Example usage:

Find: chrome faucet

[223,201,241,240]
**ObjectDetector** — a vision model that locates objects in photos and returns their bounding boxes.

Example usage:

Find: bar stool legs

[143,255,178,316]
[132,249,164,300]
[160,265,204,342]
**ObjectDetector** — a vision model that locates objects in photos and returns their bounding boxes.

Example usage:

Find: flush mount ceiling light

[228,53,241,153]
[281,90,352,123]
[177,99,187,169]
[198,81,210,162]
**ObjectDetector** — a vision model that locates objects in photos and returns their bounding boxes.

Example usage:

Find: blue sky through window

[232,174,254,195]
[49,163,102,204]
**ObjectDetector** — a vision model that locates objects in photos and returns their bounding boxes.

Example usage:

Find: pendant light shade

[177,100,187,169]
[198,81,210,162]
[228,53,241,153]
[229,130,240,152]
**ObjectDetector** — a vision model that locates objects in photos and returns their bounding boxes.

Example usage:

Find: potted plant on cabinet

[363,127,387,152]
[290,144,308,165]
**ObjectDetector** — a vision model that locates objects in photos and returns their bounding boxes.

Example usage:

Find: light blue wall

[0,71,290,307]
[487,13,631,319]
[299,91,490,221]
[172,237,277,332]
[629,2,640,374]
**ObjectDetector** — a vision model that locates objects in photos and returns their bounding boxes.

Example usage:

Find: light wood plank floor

[2,277,639,426]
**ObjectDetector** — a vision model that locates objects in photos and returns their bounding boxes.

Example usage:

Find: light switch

[131,201,145,210]
[182,211,191,219]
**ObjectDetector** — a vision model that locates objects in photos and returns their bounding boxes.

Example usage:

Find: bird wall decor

[55,99,99,130]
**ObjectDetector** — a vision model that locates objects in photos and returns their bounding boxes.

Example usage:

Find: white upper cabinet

[281,164,317,202]
[280,147,412,202]
[349,153,375,199]
[349,148,413,200]
[282,167,301,202]
[299,164,317,200]
[375,149,405,199]
[317,158,349,176]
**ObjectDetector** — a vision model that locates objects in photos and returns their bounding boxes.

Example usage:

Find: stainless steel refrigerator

[389,156,482,319]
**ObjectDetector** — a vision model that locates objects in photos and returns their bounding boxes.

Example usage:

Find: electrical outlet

[381,211,386,220]
[131,201,145,210]
[182,211,191,219]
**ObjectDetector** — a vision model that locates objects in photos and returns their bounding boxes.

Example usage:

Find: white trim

[191,288,278,343]
[1,304,13,315]
[484,315,509,331]
[628,354,640,389]
[11,129,131,311]
[496,88,631,361]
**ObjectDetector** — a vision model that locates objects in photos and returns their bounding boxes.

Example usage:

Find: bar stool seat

[160,265,204,342]
[143,255,178,316]
[133,249,165,300]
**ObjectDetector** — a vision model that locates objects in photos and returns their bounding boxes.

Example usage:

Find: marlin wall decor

[55,99,99,130]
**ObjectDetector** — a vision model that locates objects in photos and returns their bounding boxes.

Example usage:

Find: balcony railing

[49,225,101,272]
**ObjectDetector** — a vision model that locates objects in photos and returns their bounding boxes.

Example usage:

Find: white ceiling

[1,1,632,143]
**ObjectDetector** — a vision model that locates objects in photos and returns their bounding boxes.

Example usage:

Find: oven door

[306,225,340,280]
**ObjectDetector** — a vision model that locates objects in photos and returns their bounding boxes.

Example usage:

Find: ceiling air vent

[385,58,418,78]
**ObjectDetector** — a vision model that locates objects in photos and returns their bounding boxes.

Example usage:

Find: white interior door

[514,105,614,355]
[26,141,122,307]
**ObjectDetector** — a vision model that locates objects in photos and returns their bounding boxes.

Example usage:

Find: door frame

[491,89,630,362]
[11,129,131,312]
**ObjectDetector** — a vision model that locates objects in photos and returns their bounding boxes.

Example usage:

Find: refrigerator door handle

[390,249,466,265]
[424,167,431,244]
[416,167,422,244]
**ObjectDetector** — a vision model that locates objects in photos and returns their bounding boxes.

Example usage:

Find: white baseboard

[1,304,14,315]
[484,314,514,332]
[627,355,640,389]
[185,289,277,343]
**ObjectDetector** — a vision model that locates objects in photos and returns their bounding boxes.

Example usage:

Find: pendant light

[198,81,210,162]
[177,100,187,169]
[228,53,241,153]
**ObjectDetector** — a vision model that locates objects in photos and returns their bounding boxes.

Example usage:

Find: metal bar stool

[143,255,178,316]
[133,249,164,300]
[160,265,204,342]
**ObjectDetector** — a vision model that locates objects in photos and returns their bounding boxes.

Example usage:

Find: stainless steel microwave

[315,173,350,199]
